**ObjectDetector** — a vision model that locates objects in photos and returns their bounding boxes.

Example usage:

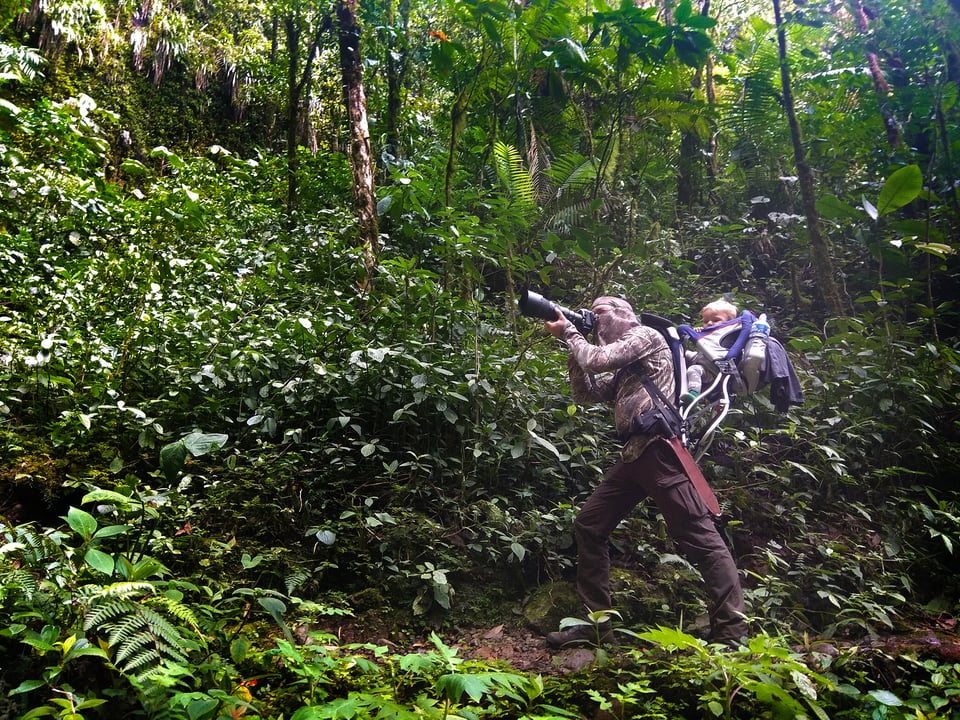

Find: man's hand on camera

[544,309,571,339]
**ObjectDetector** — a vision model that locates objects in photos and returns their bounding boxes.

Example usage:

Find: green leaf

[791,670,818,700]
[527,429,561,459]
[160,440,189,482]
[817,194,861,221]
[888,218,944,242]
[186,698,219,720]
[876,164,922,216]
[181,431,229,456]
[241,553,263,569]
[433,582,451,609]
[0,98,22,115]
[64,643,110,663]
[84,547,115,575]
[684,14,717,29]
[915,242,956,259]
[314,529,336,545]
[82,489,136,511]
[436,673,495,702]
[868,689,903,706]
[118,555,168,581]
[258,597,287,622]
[65,507,98,540]
[230,637,250,664]
[8,679,45,695]
[120,158,149,177]
[93,524,130,539]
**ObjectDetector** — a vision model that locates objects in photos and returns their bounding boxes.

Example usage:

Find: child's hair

[702,299,738,321]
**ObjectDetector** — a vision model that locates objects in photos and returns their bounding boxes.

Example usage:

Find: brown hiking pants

[574,437,747,645]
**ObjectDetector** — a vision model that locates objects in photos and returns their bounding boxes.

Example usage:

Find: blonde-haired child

[683,299,739,403]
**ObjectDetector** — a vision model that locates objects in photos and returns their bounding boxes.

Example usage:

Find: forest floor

[320,615,608,676]
[439,623,601,675]
[319,612,960,678]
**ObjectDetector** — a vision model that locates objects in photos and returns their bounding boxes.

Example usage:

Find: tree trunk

[772,0,845,317]
[851,0,901,148]
[705,53,719,181]
[384,0,411,165]
[337,0,379,288]
[285,15,301,217]
[443,46,492,208]
[444,90,470,208]
[285,12,326,218]
[676,0,712,208]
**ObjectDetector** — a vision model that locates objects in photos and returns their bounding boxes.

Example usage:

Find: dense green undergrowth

[2,74,960,718]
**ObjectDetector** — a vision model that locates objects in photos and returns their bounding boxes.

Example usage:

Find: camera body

[518,289,595,335]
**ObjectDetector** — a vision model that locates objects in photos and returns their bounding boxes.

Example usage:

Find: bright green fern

[81,582,204,681]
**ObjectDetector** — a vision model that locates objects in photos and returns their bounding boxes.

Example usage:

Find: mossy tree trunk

[337,0,379,288]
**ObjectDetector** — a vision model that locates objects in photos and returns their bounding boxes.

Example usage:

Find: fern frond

[132,663,170,684]
[107,611,150,648]
[544,198,594,234]
[285,570,310,596]
[146,594,202,634]
[83,598,140,630]
[527,123,553,204]
[113,630,155,664]
[123,648,164,676]
[135,606,188,648]
[2,568,39,600]
[82,585,202,681]
[493,141,536,209]
[79,581,155,603]
[3,524,61,565]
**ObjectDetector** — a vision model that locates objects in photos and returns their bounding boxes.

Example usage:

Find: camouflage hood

[592,296,641,345]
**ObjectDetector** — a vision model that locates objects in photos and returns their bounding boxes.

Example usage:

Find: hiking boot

[546,622,614,650]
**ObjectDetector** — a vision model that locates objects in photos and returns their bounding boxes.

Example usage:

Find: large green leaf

[160,441,189,482]
[876,164,922,216]
[816,194,861,221]
[82,489,137,511]
[84,547,116,575]
[181,431,229,456]
[65,507,98,541]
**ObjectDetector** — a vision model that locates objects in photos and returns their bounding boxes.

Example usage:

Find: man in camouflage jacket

[543,296,747,649]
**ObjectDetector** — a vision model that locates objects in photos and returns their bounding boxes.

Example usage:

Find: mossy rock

[349,587,389,612]
[522,581,582,634]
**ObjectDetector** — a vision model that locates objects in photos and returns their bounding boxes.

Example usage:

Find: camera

[518,289,595,335]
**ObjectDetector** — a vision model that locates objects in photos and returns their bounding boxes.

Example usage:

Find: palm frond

[526,123,554,204]
[543,197,602,234]
[545,152,601,201]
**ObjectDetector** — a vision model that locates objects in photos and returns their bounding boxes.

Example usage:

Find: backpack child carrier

[643,310,803,460]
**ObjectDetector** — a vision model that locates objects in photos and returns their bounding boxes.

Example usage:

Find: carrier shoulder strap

[635,369,682,425]
[661,437,722,517]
